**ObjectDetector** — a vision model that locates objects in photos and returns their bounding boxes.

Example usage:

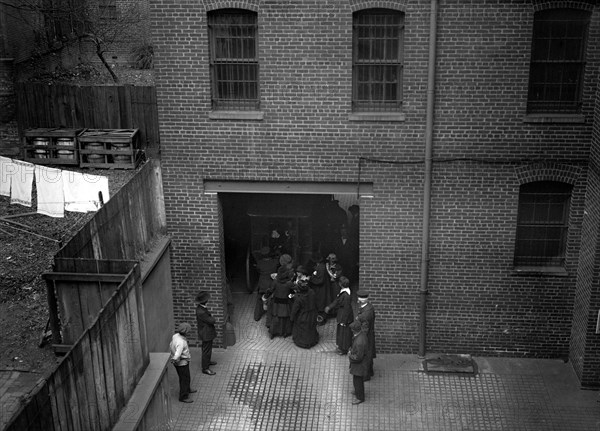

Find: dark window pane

[514,181,571,267]
[353,8,404,112]
[527,8,590,114]
[209,9,259,110]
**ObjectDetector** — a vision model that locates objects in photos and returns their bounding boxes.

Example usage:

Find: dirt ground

[0,168,138,375]
[0,62,151,375]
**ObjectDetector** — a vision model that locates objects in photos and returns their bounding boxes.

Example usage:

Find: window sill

[209,111,264,121]
[512,266,568,277]
[348,112,406,122]
[522,113,585,124]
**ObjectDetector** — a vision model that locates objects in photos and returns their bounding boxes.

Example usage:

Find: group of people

[252,242,377,405]
[169,291,218,403]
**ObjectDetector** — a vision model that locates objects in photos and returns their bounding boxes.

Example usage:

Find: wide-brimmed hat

[195,291,211,303]
[177,322,191,335]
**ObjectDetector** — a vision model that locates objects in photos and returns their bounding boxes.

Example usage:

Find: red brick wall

[151,0,599,386]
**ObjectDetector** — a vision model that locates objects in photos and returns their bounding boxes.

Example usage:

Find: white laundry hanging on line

[0,156,12,197]
[63,171,110,213]
[9,159,34,207]
[35,165,64,218]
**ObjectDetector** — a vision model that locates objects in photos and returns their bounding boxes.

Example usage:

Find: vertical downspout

[419,0,438,359]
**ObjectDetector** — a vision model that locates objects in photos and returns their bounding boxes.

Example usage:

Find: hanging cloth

[0,156,12,197]
[35,165,64,218]
[63,171,110,213]
[10,160,34,207]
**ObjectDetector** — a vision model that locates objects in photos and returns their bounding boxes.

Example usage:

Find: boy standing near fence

[169,322,197,403]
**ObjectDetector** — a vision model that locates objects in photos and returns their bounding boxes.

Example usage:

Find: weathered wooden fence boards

[56,160,166,261]
[15,83,160,155]
[6,262,148,431]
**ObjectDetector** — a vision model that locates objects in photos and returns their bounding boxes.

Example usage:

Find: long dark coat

[254,257,279,321]
[356,302,376,359]
[327,289,354,352]
[290,289,319,348]
[267,271,294,337]
[348,331,369,377]
[310,261,330,312]
[196,305,216,342]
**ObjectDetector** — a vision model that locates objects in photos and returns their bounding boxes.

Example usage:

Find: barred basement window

[352,9,404,112]
[208,9,259,111]
[514,181,572,267]
[527,8,591,114]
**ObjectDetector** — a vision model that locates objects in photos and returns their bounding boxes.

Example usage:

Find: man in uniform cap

[195,291,217,375]
[169,322,197,402]
[355,289,376,380]
[348,319,369,405]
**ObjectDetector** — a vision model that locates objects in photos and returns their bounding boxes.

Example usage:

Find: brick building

[150,0,600,388]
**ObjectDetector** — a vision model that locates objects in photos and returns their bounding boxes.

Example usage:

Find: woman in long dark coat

[267,265,294,338]
[254,246,279,321]
[324,276,353,355]
[310,253,330,324]
[290,278,319,348]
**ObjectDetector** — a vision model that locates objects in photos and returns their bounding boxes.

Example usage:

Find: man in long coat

[254,246,279,321]
[195,291,217,375]
[348,320,369,405]
[324,276,353,355]
[355,290,376,380]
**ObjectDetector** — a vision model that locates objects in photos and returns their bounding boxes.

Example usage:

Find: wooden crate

[23,128,83,165]
[78,129,141,169]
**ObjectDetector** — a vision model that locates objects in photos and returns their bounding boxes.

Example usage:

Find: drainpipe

[419,0,438,359]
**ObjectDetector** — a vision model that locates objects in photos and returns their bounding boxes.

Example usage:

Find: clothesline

[0,156,110,218]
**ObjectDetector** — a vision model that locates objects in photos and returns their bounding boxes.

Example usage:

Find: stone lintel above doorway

[203,181,374,197]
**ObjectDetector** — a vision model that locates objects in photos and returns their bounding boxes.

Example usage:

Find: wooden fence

[14,83,160,157]
[56,159,166,260]
[6,261,149,431]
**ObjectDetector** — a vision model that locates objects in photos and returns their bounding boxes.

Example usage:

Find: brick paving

[0,369,43,430]
[169,291,600,431]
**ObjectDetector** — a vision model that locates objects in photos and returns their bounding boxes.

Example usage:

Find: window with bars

[208,9,259,111]
[514,181,572,267]
[527,8,590,114]
[352,9,404,112]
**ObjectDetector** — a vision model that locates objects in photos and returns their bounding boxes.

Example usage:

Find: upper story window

[208,9,259,111]
[352,9,404,113]
[527,8,591,114]
[514,181,572,268]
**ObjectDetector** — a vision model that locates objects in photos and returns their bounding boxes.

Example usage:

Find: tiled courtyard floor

[168,291,600,431]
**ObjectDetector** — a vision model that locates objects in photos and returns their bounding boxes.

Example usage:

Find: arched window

[208,9,259,110]
[527,8,591,114]
[514,181,572,267]
[352,9,404,112]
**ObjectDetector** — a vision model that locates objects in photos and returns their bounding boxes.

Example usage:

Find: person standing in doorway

[290,276,319,348]
[266,265,294,339]
[355,289,376,380]
[169,322,196,403]
[324,276,353,355]
[195,291,217,376]
[348,319,369,405]
[254,246,279,322]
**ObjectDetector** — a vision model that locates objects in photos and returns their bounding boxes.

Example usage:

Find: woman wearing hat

[324,276,354,355]
[290,277,319,348]
[266,265,295,339]
[253,246,279,322]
